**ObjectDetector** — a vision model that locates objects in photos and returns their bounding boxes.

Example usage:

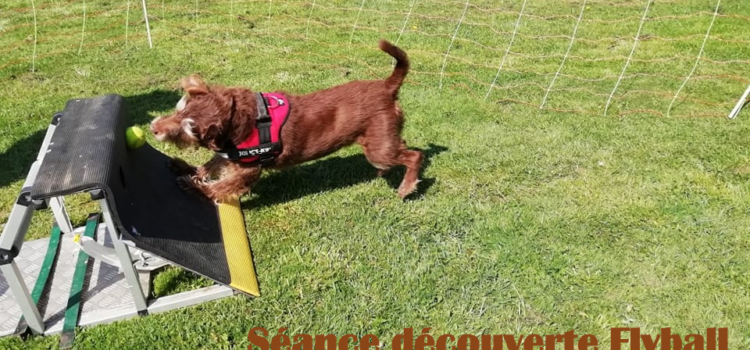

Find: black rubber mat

[111,144,230,283]
[32,95,129,199]
[31,95,232,285]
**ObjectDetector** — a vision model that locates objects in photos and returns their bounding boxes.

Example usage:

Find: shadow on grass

[243,143,448,209]
[0,129,46,189]
[0,90,181,189]
[125,89,182,125]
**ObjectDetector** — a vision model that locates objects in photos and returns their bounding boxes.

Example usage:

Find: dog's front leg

[197,164,262,202]
[176,173,211,200]
[170,158,230,201]
[175,156,233,200]
[194,155,227,180]
[167,157,197,176]
[170,154,226,180]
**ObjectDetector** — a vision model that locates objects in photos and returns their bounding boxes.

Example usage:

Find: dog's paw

[175,175,196,191]
[398,179,421,199]
[168,158,197,176]
[176,175,209,200]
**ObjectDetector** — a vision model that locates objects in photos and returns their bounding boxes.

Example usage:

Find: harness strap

[254,93,275,167]
[216,93,282,166]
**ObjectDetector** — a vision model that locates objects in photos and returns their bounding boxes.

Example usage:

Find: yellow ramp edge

[217,198,260,297]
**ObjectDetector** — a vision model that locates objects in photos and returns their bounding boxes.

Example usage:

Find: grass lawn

[1,0,750,349]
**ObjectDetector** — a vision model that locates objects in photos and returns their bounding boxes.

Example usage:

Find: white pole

[728,84,750,119]
[141,0,153,48]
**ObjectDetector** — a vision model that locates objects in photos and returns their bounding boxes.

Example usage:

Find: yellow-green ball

[125,126,146,149]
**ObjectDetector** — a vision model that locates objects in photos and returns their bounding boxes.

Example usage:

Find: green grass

[1,0,750,349]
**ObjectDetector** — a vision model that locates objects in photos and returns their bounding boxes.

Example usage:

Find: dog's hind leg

[359,126,423,199]
[395,146,423,198]
[359,137,392,177]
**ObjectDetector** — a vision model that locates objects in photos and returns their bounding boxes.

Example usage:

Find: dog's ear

[180,74,208,96]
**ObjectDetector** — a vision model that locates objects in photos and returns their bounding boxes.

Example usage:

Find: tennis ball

[125,126,146,149]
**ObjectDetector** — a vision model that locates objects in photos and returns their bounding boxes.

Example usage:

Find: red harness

[216,92,290,166]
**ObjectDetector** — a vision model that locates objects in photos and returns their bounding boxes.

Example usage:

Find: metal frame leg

[97,198,148,313]
[48,197,73,234]
[2,200,38,263]
[0,167,48,336]
[6,163,44,251]
[728,84,750,119]
[5,112,60,249]
[0,263,44,334]
[0,113,63,335]
[0,199,45,335]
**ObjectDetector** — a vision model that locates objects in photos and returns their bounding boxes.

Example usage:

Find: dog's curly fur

[150,40,423,202]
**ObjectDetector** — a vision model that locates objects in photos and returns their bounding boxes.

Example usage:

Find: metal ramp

[0,94,260,344]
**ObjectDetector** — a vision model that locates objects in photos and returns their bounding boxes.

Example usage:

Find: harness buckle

[266,95,285,108]
[256,115,272,124]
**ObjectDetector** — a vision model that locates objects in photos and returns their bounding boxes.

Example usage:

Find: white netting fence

[2,0,749,118]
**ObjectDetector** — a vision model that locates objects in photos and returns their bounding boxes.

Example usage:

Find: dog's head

[150,75,232,150]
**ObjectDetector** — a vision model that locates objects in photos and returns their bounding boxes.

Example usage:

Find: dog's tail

[379,39,409,95]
